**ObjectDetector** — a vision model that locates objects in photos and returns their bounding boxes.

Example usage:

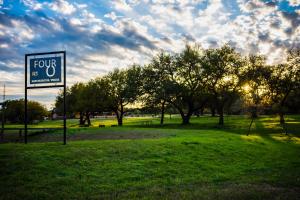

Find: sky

[0,0,299,109]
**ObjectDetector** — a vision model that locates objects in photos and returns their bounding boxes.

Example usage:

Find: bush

[3,99,47,123]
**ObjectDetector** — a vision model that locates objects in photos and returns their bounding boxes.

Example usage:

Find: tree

[55,83,92,126]
[285,88,300,114]
[142,52,173,125]
[55,66,142,127]
[4,99,47,123]
[242,55,270,135]
[170,44,209,124]
[145,45,209,125]
[101,65,142,126]
[78,79,116,126]
[266,49,300,134]
[202,44,245,125]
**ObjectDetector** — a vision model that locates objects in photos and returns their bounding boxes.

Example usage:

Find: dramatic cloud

[0,0,299,108]
[47,0,76,15]
[289,0,300,7]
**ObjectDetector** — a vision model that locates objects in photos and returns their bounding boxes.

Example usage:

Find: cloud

[21,0,44,10]
[75,3,88,9]
[289,0,300,7]
[104,12,118,21]
[47,0,76,15]
[112,0,132,11]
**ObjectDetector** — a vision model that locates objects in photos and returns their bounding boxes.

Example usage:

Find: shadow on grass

[127,116,246,130]
[128,115,300,139]
[1,115,299,143]
[248,118,300,145]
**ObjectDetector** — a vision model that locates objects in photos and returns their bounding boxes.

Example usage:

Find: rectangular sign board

[24,51,66,144]
[26,51,65,88]
[30,57,61,84]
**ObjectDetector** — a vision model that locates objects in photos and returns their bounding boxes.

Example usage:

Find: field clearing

[0,115,300,199]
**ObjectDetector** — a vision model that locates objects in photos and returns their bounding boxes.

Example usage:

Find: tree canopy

[2,99,47,123]
[54,44,300,128]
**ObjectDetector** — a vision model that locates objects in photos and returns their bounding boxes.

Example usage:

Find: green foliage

[105,65,142,107]
[264,49,300,126]
[285,88,300,114]
[54,45,300,127]
[142,45,210,125]
[242,55,270,117]
[92,65,143,126]
[4,99,47,123]
[170,44,209,124]
[142,52,175,124]
[201,44,246,125]
[55,82,98,126]
[142,52,173,106]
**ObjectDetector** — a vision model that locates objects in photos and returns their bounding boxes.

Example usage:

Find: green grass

[0,115,300,199]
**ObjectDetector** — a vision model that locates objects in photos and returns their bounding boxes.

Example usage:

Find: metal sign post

[25,51,66,144]
[1,84,5,141]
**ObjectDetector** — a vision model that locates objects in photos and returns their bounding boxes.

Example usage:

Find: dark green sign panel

[29,56,62,84]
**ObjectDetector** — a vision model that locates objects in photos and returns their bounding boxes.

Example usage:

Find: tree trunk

[218,108,224,125]
[279,91,290,135]
[279,112,285,125]
[171,102,192,125]
[247,117,254,136]
[247,106,258,135]
[200,107,204,116]
[252,111,258,119]
[86,112,91,126]
[114,110,120,126]
[181,111,192,125]
[279,112,287,135]
[79,112,84,125]
[117,111,123,126]
[182,115,191,125]
[117,116,123,126]
[0,129,3,141]
[118,104,124,126]
[211,107,215,117]
[114,104,124,126]
[114,111,123,126]
[160,101,165,125]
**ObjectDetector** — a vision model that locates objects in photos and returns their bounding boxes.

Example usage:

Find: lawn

[0,115,300,199]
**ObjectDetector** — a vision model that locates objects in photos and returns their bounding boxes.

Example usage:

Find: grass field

[0,115,300,199]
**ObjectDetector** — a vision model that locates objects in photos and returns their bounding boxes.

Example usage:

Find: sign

[30,57,61,84]
[25,51,66,145]
[26,52,65,88]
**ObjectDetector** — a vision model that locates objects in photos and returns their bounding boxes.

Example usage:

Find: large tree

[242,55,270,135]
[171,45,209,124]
[145,45,209,125]
[101,65,142,126]
[55,83,93,126]
[202,44,246,125]
[142,52,173,125]
[266,49,300,133]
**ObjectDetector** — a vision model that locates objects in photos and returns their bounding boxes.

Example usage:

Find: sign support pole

[63,51,66,145]
[25,55,28,144]
[1,84,5,141]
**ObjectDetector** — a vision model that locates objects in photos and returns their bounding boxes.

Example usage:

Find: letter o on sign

[39,60,44,68]
[46,64,55,77]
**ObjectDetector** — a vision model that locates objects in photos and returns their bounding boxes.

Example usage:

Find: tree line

[0,99,48,123]
[55,44,300,128]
